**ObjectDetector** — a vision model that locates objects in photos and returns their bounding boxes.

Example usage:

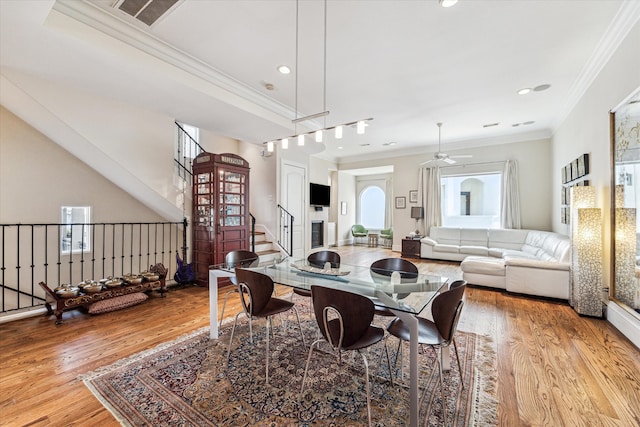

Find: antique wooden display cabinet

[192,152,250,286]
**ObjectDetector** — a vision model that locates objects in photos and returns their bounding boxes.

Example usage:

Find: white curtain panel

[501,160,522,229]
[419,166,442,233]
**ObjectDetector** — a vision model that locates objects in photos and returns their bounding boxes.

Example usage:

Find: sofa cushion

[460,229,488,247]
[434,244,459,254]
[461,256,506,276]
[460,245,489,256]
[431,227,461,245]
[504,256,570,271]
[487,229,529,250]
[88,292,148,314]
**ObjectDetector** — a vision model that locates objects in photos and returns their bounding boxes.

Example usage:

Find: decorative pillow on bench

[88,292,148,314]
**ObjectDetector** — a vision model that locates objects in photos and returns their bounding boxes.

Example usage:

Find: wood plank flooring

[1,246,638,426]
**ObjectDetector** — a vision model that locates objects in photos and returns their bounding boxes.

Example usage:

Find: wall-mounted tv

[310,183,331,207]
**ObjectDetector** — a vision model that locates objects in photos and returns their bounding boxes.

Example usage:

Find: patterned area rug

[81,302,497,426]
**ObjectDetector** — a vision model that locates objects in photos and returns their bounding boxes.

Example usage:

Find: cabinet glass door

[219,171,246,227]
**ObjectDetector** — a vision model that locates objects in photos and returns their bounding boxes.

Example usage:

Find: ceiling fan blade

[451,154,473,159]
[443,157,457,164]
[420,158,436,165]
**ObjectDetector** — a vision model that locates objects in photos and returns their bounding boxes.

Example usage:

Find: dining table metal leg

[390,309,419,427]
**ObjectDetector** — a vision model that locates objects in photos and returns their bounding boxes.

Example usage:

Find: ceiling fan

[420,122,472,165]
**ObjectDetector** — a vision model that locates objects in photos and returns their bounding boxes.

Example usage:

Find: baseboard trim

[607,301,640,349]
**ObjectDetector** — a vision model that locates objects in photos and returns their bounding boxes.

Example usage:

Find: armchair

[351,224,368,245]
[380,228,393,248]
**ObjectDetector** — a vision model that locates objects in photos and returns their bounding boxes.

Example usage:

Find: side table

[401,238,421,258]
[368,233,379,247]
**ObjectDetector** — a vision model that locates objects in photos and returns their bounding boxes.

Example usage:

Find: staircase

[253,231,282,265]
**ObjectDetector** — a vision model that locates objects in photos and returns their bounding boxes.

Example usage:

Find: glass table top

[259,258,449,315]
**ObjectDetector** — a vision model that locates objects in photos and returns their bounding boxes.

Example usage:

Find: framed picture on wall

[562,167,567,184]
[577,155,585,177]
[409,190,418,203]
[395,196,406,209]
[340,201,347,215]
[571,159,579,180]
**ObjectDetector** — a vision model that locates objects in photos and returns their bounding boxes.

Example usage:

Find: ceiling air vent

[115,0,182,26]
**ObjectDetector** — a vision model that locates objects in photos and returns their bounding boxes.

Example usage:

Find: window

[441,173,501,228]
[176,122,200,160]
[60,206,91,254]
[360,185,385,229]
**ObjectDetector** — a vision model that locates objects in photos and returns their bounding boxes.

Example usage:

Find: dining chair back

[301,285,392,427]
[370,257,418,279]
[226,268,306,384]
[307,250,341,269]
[218,250,260,328]
[385,280,467,424]
[225,250,259,269]
[370,258,419,316]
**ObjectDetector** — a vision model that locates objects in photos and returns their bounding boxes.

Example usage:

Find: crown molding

[50,0,304,131]
[556,1,640,128]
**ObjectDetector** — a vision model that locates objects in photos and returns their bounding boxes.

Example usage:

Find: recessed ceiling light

[533,84,551,92]
[277,65,291,74]
[483,122,500,128]
[523,121,535,125]
[439,0,458,7]
[382,142,397,146]
[337,146,343,150]
[360,143,371,147]
[517,88,532,95]
[512,123,521,127]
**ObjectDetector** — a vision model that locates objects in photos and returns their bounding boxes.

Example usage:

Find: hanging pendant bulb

[335,125,343,139]
[315,130,323,142]
[298,134,305,146]
[267,141,274,152]
[356,120,365,134]
[282,138,289,149]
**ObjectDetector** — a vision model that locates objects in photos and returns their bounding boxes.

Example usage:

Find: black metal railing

[174,121,205,186]
[249,213,256,253]
[0,220,187,314]
[277,204,294,257]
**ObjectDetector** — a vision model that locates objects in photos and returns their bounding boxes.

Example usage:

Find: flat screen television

[310,183,331,207]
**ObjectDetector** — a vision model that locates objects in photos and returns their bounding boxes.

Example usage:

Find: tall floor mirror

[611,86,640,316]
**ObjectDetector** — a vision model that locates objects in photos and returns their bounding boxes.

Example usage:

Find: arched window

[360,186,385,229]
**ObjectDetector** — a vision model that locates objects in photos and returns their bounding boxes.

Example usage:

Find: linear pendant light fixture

[264,0,372,152]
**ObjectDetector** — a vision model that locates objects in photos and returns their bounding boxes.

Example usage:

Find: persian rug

[81,302,497,427]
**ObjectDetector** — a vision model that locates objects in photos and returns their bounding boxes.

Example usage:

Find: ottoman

[461,256,506,289]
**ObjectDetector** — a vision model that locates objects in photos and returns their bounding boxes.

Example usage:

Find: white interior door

[281,162,306,259]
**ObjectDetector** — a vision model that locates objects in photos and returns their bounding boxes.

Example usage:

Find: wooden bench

[39,275,166,324]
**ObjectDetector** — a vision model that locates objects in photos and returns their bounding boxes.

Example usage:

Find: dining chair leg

[300,338,323,394]
[436,347,447,426]
[292,306,307,349]
[452,339,464,389]
[218,288,236,328]
[382,341,394,386]
[226,312,243,364]
[359,350,373,427]
[265,316,271,384]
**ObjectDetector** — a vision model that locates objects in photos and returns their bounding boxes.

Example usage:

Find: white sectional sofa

[420,227,570,300]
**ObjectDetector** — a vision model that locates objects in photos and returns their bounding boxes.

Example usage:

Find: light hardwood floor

[1,246,638,426]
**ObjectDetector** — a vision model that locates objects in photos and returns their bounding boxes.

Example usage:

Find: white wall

[552,21,639,345]
[337,137,552,248]
[0,106,167,224]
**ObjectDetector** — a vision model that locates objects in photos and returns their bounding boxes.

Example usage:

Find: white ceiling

[1,0,637,164]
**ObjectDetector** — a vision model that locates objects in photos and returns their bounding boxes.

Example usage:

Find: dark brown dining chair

[226,268,306,384]
[301,285,392,427]
[218,250,260,328]
[369,258,419,317]
[386,280,467,423]
[291,250,342,300]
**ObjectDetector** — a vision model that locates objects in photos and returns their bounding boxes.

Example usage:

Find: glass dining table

[209,257,449,427]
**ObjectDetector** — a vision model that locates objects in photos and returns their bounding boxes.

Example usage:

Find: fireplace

[311,221,324,248]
